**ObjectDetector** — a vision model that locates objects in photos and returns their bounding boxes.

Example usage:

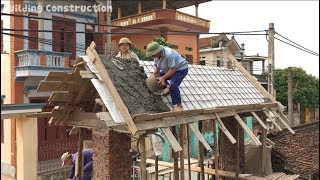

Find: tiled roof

[139,61,267,110]
[199,36,218,48]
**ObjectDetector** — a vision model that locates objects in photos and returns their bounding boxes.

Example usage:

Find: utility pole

[106,0,112,57]
[288,67,294,126]
[268,23,275,98]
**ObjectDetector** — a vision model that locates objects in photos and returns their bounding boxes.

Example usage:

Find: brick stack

[268,121,319,179]
[92,129,132,180]
[219,117,245,173]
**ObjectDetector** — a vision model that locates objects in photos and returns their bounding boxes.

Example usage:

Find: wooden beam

[188,123,211,151]
[214,113,237,144]
[212,119,219,180]
[198,121,205,180]
[262,110,282,131]
[228,55,285,112]
[271,110,295,134]
[139,137,147,180]
[86,42,137,135]
[25,112,53,118]
[172,127,179,180]
[260,117,267,176]
[233,112,261,146]
[161,127,182,152]
[186,125,191,180]
[179,124,185,180]
[251,112,268,130]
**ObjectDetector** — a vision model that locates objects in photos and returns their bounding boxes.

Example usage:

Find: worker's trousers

[158,68,188,105]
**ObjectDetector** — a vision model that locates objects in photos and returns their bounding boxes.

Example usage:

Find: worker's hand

[157,76,166,86]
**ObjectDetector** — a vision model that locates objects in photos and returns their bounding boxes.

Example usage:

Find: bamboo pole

[187,125,192,180]
[172,126,179,180]
[140,137,147,180]
[179,124,185,179]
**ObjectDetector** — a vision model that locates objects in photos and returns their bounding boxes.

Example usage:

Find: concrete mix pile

[101,56,170,115]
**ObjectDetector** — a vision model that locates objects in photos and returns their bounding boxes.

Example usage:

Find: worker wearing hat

[116,37,140,61]
[61,149,93,180]
[146,41,188,111]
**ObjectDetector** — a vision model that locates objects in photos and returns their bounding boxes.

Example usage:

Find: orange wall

[112,33,199,64]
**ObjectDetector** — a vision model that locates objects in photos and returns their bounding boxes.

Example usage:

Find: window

[185,54,193,64]
[52,16,76,60]
[171,45,179,49]
[28,13,38,49]
[185,47,193,51]
[217,60,221,67]
[199,60,206,65]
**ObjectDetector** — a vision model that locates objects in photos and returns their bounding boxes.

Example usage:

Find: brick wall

[219,117,245,173]
[268,121,319,179]
[92,129,132,180]
[10,0,24,167]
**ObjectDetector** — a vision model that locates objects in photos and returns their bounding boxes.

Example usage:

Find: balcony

[15,49,72,78]
[111,9,210,32]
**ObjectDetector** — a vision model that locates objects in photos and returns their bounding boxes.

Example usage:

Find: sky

[179,1,319,77]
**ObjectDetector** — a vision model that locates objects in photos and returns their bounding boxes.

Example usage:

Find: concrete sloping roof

[139,61,267,110]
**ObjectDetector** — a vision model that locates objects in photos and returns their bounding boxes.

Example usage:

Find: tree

[131,37,172,61]
[275,67,319,108]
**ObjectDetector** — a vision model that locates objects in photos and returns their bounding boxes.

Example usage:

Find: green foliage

[131,37,172,61]
[275,67,319,108]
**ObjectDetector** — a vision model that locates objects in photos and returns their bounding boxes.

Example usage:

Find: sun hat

[145,42,164,57]
[118,37,132,46]
[61,152,71,166]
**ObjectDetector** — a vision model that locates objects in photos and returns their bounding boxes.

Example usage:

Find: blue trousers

[159,68,188,105]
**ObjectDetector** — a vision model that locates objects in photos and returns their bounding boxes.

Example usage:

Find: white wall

[200,48,234,67]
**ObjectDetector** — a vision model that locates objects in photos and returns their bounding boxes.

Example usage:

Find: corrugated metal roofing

[139,60,266,110]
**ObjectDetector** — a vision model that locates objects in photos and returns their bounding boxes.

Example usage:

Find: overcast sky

[179,1,319,77]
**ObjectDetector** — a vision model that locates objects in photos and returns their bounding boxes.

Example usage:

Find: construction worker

[146,41,188,111]
[116,37,140,61]
[61,149,93,180]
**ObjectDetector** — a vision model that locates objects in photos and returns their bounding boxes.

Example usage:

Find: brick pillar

[219,117,245,174]
[92,128,132,180]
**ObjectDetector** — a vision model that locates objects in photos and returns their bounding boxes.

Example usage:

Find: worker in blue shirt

[146,41,189,111]
[61,149,93,180]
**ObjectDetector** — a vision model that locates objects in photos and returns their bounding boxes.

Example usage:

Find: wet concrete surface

[101,56,170,115]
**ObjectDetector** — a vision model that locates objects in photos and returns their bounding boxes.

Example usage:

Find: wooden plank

[251,112,268,130]
[236,123,240,180]
[25,112,53,118]
[271,110,295,134]
[233,113,261,146]
[80,70,97,79]
[86,43,137,135]
[49,91,74,101]
[44,71,71,81]
[76,128,83,179]
[133,102,278,123]
[161,127,182,152]
[262,110,282,131]
[189,123,211,151]
[37,80,77,92]
[214,113,237,144]
[133,109,206,122]
[228,55,285,112]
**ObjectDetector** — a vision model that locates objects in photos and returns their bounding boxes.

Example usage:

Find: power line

[1,28,267,36]
[1,12,268,35]
[275,32,319,55]
[274,37,319,56]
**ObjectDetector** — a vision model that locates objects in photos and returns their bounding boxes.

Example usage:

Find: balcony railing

[112,9,210,29]
[15,49,72,78]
